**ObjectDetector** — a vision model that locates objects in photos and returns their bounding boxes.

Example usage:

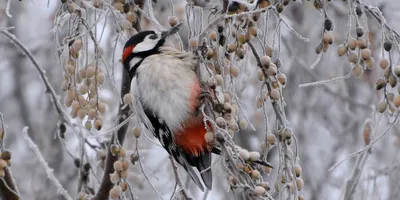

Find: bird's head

[122,23,183,77]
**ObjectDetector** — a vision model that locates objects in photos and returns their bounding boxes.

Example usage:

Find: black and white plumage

[122,25,213,191]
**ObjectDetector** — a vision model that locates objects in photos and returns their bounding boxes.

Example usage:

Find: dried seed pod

[384,41,392,52]
[84,120,92,129]
[337,44,347,56]
[113,160,123,172]
[66,64,75,75]
[352,64,363,78]
[238,34,246,44]
[110,144,120,156]
[239,119,248,130]
[276,3,284,13]
[123,93,132,105]
[231,66,240,78]
[356,27,364,37]
[324,18,333,31]
[323,43,329,53]
[365,57,375,70]
[260,55,271,68]
[86,65,96,78]
[377,100,387,113]
[259,182,270,191]
[281,128,292,140]
[236,48,245,59]
[168,16,178,27]
[1,150,11,161]
[249,151,260,161]
[348,52,358,63]
[67,3,75,14]
[67,90,76,100]
[296,178,304,191]
[120,182,128,192]
[215,75,224,86]
[94,119,102,130]
[239,149,250,160]
[249,26,258,37]
[254,186,266,196]
[189,38,198,49]
[109,185,122,199]
[98,102,106,114]
[357,38,367,49]
[361,49,371,60]
[96,72,105,84]
[257,70,264,81]
[394,65,400,77]
[323,33,333,44]
[77,108,86,119]
[266,134,276,145]
[204,132,214,143]
[266,46,273,57]
[0,160,7,169]
[266,63,277,76]
[277,74,287,85]
[126,12,137,23]
[228,120,239,132]
[387,93,395,101]
[71,100,80,111]
[347,39,357,50]
[394,95,400,107]
[119,148,127,158]
[315,43,323,54]
[379,58,389,70]
[362,119,373,150]
[376,78,386,90]
[389,74,397,87]
[114,2,124,12]
[294,164,302,177]
[356,5,363,16]
[79,85,88,95]
[209,31,217,41]
[133,127,141,138]
[270,89,280,100]
[227,43,237,53]
[72,39,83,51]
[120,170,128,179]
[89,98,97,108]
[251,170,261,179]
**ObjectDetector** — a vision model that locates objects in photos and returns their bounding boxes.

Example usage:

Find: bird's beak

[161,22,183,40]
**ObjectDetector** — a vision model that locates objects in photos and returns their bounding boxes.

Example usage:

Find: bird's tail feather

[196,152,212,190]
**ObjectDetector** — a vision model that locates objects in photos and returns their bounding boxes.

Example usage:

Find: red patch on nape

[174,120,213,157]
[122,45,135,62]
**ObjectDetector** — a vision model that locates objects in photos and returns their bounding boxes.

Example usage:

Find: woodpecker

[121,24,213,191]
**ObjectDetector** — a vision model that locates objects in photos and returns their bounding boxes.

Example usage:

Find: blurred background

[1,0,400,199]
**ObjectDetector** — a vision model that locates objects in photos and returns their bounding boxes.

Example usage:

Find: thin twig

[0,30,71,126]
[22,127,73,200]
[330,111,400,171]
[169,156,191,199]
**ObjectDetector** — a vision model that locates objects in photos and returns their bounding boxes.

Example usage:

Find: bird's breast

[136,53,201,133]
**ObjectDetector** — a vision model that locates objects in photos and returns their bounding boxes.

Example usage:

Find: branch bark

[0,113,19,200]
[93,1,144,199]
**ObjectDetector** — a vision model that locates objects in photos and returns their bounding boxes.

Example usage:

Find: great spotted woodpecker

[121,24,213,191]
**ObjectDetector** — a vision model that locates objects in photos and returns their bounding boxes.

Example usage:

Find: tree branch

[93,1,144,199]
[0,113,19,200]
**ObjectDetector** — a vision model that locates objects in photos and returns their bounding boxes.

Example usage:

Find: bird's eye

[149,34,158,40]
